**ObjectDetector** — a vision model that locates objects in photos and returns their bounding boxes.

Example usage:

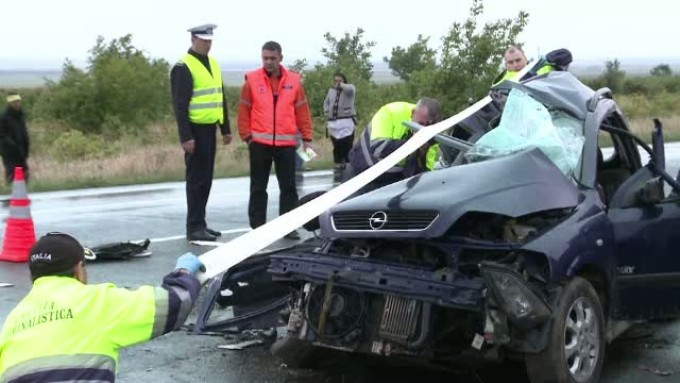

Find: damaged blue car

[196,71,680,383]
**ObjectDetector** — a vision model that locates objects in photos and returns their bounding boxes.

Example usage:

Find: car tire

[525,276,606,383]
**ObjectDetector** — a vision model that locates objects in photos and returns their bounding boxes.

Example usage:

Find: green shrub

[616,93,680,118]
[49,130,110,162]
[39,35,171,136]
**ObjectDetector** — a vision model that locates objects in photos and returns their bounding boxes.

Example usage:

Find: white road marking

[144,228,251,243]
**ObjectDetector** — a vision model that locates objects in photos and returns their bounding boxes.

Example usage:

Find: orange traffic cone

[0,167,36,262]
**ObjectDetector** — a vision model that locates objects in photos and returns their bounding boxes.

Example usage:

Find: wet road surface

[2,144,680,382]
[4,237,679,383]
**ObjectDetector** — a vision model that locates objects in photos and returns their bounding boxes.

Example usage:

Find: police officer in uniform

[0,232,205,382]
[171,24,232,242]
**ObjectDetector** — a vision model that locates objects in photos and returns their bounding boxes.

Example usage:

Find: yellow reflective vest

[360,102,439,172]
[0,276,170,382]
[492,61,556,87]
[180,53,224,124]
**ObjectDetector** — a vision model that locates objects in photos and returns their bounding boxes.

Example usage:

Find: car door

[609,166,680,320]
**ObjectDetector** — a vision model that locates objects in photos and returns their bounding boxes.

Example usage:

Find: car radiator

[379,295,421,344]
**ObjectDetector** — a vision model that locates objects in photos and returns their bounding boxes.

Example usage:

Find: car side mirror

[637,177,664,205]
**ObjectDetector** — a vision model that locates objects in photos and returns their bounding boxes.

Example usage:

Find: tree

[384,35,437,82]
[650,63,673,77]
[601,59,626,93]
[294,29,382,127]
[321,28,376,81]
[42,35,171,135]
[384,0,528,113]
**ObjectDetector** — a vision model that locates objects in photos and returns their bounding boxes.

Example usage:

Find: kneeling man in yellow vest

[0,232,205,383]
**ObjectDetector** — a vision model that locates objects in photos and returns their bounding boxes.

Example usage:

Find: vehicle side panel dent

[521,191,615,284]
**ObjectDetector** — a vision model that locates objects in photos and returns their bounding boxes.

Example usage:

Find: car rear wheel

[525,276,605,383]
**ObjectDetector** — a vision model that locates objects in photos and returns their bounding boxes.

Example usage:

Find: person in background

[492,45,572,86]
[0,93,30,184]
[170,23,232,242]
[492,45,529,85]
[238,41,315,240]
[0,232,205,382]
[323,73,356,182]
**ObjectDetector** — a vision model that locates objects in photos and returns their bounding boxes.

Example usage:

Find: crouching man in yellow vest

[0,232,205,382]
[347,98,443,194]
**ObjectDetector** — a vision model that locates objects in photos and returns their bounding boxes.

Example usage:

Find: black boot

[333,163,345,183]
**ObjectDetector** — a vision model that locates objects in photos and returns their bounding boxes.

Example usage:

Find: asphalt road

[2,143,680,382]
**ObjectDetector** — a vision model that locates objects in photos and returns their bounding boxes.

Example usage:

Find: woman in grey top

[323,73,356,181]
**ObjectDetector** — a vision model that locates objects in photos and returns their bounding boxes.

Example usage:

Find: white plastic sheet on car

[465,89,585,177]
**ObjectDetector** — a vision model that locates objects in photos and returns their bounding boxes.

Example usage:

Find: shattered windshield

[465,89,585,178]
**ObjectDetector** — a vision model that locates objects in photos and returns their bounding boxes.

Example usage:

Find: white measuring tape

[196,56,536,284]
[196,96,496,283]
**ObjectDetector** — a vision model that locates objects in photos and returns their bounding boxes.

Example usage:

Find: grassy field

[7,120,335,194]
[2,112,675,195]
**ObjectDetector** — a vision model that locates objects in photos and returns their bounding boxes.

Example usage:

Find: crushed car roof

[495,71,597,120]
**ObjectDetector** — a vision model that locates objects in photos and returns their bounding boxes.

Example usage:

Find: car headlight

[480,263,551,329]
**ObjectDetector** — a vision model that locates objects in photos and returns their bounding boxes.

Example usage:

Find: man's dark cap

[29,232,85,278]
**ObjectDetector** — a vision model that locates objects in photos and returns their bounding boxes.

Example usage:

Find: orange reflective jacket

[245,67,301,146]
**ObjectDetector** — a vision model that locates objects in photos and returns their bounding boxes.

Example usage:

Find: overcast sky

[0,0,674,70]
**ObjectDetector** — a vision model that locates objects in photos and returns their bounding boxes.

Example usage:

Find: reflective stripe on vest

[189,102,222,110]
[358,124,404,174]
[251,133,299,142]
[246,67,301,147]
[181,54,224,124]
[1,354,116,383]
[0,277,169,381]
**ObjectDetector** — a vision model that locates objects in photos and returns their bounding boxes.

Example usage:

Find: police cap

[188,23,217,40]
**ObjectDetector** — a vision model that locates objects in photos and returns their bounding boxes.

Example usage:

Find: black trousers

[331,133,354,164]
[2,155,28,184]
[185,123,216,233]
[248,142,298,229]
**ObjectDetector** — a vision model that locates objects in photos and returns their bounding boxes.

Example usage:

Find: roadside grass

[629,115,680,140]
[599,115,680,147]
[4,112,679,195]
[3,120,335,194]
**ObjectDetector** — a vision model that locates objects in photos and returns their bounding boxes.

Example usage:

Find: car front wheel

[525,276,606,383]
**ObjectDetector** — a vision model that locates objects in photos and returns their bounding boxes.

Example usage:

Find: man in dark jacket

[171,24,232,242]
[0,93,30,184]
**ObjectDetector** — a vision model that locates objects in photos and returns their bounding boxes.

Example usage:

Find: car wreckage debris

[639,365,673,376]
[217,328,278,350]
[217,340,264,350]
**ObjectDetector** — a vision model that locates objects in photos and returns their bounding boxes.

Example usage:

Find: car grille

[331,210,438,231]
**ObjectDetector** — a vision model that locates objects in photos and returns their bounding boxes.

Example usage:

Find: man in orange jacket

[238,41,314,240]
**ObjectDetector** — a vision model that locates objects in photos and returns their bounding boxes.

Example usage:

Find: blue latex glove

[174,252,206,274]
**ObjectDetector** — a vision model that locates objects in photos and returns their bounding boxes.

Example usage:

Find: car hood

[320,148,581,238]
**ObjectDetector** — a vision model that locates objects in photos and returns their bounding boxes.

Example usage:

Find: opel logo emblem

[369,211,388,230]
